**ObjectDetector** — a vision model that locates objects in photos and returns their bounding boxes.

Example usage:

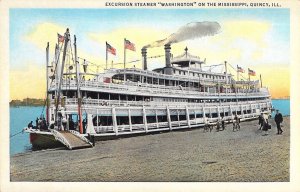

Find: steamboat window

[196,114,203,118]
[212,113,218,118]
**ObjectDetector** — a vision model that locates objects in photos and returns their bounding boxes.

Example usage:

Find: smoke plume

[143,21,221,48]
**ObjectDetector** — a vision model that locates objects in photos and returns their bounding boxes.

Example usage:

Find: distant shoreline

[10,98,45,107]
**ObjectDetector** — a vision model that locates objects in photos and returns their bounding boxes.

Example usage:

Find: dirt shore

[10,117,289,182]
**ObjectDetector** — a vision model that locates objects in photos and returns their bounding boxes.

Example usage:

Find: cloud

[25,22,67,53]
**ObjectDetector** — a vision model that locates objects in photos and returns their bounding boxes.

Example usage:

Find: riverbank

[10,117,289,182]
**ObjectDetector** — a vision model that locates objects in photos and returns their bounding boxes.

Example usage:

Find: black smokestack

[141,47,147,70]
[164,44,171,68]
[143,21,221,49]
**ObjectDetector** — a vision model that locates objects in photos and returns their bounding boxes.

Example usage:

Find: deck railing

[51,79,269,98]
[53,97,271,108]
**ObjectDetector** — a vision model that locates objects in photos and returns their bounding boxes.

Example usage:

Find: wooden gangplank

[52,130,93,150]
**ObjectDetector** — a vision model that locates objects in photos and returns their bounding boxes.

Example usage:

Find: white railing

[50,79,266,98]
[54,98,271,109]
[69,130,93,146]
[51,129,72,149]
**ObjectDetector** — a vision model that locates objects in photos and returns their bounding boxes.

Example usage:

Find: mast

[46,42,49,123]
[55,28,70,130]
[74,35,83,134]
[124,38,126,69]
[105,41,108,69]
[260,74,263,88]
[224,61,228,94]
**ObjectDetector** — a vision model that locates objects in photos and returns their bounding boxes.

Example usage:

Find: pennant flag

[124,39,136,51]
[106,42,116,55]
[57,33,65,43]
[237,65,245,73]
[248,68,256,76]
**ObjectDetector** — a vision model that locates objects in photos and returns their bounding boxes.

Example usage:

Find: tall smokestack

[164,44,173,75]
[164,44,171,68]
[141,47,147,70]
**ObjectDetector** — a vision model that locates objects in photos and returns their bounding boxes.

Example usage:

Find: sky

[10,8,290,99]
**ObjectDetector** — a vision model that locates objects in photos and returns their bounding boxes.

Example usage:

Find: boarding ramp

[52,130,93,150]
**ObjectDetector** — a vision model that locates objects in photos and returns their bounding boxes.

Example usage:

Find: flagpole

[248,68,250,90]
[46,42,49,123]
[237,65,239,81]
[124,38,126,69]
[74,35,83,134]
[105,41,108,70]
[260,74,262,88]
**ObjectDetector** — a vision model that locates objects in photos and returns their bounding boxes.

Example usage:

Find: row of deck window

[174,69,226,80]
[56,91,268,104]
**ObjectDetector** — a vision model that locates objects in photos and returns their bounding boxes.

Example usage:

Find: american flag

[248,68,256,76]
[237,65,245,73]
[106,42,116,55]
[57,33,65,43]
[124,39,136,51]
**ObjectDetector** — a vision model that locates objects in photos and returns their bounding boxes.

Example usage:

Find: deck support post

[96,109,99,132]
[241,105,244,119]
[166,106,172,130]
[177,109,180,127]
[217,106,221,120]
[155,109,159,128]
[194,110,197,124]
[112,107,118,135]
[186,106,191,128]
[250,104,254,118]
[229,105,233,120]
[203,107,206,123]
[209,107,212,122]
[142,106,148,132]
[128,108,132,132]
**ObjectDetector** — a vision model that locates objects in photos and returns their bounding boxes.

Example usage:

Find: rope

[10,130,24,138]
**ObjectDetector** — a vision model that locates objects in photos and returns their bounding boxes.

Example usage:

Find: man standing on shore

[274,110,283,134]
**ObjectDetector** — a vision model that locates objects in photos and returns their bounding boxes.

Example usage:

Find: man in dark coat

[274,110,283,134]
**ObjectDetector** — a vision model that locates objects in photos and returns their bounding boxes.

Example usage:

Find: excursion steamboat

[24,28,272,149]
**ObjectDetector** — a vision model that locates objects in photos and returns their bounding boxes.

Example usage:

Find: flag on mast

[248,68,256,76]
[124,39,136,51]
[57,33,65,43]
[237,65,245,73]
[106,42,116,55]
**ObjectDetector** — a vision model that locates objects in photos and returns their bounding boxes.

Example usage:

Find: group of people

[204,114,240,132]
[203,109,284,135]
[27,116,48,130]
[258,110,283,135]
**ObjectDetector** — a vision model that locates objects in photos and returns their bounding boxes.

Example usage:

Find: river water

[9,99,290,156]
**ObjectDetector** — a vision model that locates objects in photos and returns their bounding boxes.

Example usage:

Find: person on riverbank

[220,116,225,130]
[274,110,283,134]
[258,113,264,130]
[262,115,271,136]
[234,114,240,131]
